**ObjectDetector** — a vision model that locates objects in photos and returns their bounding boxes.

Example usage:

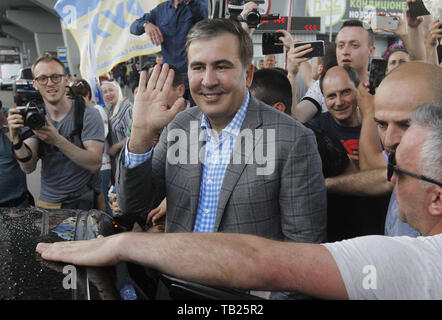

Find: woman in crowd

[101,81,133,184]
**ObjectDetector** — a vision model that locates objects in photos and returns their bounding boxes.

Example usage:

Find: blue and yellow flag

[54,0,162,79]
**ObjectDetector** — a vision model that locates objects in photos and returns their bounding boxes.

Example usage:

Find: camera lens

[26,112,45,130]
[247,10,261,27]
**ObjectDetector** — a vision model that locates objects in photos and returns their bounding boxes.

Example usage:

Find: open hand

[129,64,186,153]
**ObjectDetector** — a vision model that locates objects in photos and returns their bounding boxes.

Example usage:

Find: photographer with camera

[7,53,104,210]
[234,0,259,35]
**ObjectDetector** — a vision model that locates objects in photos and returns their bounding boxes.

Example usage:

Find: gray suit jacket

[116,95,327,243]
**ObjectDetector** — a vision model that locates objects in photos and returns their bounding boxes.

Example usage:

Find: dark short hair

[146,64,184,88]
[168,64,184,87]
[386,48,409,64]
[339,19,375,46]
[185,18,253,68]
[250,68,292,115]
[273,67,288,76]
[382,42,408,62]
[70,79,92,100]
[318,41,337,68]
[32,53,67,77]
[319,65,360,94]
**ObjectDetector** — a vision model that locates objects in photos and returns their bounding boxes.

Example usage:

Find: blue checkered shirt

[124,92,250,232]
[194,92,250,232]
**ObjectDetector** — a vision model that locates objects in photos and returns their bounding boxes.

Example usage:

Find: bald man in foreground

[37,104,442,299]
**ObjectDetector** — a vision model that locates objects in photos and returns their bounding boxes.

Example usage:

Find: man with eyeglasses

[7,53,104,210]
[37,103,442,299]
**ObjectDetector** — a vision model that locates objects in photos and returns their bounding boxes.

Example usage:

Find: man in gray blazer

[116,19,327,244]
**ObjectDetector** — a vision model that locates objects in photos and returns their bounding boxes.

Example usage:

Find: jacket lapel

[187,114,205,229]
[214,96,263,231]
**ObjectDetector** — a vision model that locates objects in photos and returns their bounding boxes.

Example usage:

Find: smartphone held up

[294,40,325,58]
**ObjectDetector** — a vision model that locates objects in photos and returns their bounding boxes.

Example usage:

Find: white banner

[54,0,163,77]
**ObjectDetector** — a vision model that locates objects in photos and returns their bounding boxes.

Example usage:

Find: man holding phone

[290,20,375,123]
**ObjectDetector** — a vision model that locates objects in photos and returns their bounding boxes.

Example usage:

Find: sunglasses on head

[387,152,442,187]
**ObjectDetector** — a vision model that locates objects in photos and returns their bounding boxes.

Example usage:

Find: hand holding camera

[8,101,63,147]
[239,1,259,26]
[262,32,284,55]
[16,101,46,130]
[276,29,295,49]
[8,101,46,142]
[30,115,62,146]
[7,109,25,145]
[370,14,399,32]
[236,1,279,29]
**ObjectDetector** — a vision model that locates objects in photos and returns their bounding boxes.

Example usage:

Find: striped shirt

[109,98,133,145]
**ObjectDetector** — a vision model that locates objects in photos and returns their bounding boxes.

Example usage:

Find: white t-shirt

[301,80,327,115]
[322,234,442,299]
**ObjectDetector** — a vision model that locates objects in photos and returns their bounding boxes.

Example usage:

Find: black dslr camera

[228,0,279,29]
[244,9,280,29]
[16,100,46,130]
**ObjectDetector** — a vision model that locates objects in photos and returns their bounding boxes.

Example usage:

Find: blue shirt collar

[201,91,250,138]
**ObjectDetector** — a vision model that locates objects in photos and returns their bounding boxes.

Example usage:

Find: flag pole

[329,0,333,42]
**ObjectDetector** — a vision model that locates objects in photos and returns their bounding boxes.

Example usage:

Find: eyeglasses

[34,74,65,85]
[387,152,442,187]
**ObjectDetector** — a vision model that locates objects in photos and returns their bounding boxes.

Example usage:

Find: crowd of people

[1,0,442,300]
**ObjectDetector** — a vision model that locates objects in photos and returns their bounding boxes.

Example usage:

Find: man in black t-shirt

[308,65,361,167]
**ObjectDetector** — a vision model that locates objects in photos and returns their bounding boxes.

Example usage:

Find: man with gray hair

[38,103,442,299]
